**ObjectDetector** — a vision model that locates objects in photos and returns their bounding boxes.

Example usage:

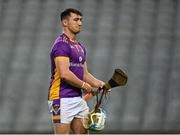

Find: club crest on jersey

[79,56,83,62]
[70,45,75,49]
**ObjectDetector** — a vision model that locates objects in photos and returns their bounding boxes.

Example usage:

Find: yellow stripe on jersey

[49,68,61,100]
[70,38,77,43]
[55,56,69,60]
[49,56,69,100]
[63,36,68,43]
[52,115,61,120]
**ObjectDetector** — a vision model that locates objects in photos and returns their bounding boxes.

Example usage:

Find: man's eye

[74,18,82,21]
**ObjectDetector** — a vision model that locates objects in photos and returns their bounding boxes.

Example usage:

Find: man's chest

[69,43,85,64]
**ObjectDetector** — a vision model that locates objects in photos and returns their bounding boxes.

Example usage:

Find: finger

[107,89,111,93]
[98,89,111,94]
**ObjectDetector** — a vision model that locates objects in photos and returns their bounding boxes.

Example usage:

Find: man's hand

[81,82,93,93]
[98,80,111,94]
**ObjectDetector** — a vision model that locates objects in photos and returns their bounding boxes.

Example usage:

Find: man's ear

[62,19,68,27]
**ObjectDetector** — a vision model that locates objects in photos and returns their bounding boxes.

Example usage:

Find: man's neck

[63,29,77,42]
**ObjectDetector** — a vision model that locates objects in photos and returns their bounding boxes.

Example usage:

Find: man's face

[63,13,82,34]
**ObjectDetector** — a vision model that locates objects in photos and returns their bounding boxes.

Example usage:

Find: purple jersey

[48,33,86,100]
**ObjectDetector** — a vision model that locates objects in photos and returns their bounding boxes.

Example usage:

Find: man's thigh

[54,123,70,134]
[71,118,88,134]
[48,98,77,124]
[48,97,89,133]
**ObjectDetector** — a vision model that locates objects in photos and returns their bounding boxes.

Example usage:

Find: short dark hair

[60,8,82,21]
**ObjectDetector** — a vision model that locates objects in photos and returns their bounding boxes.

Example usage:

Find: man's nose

[78,20,82,26]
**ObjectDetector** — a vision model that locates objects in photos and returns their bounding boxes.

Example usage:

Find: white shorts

[48,97,89,124]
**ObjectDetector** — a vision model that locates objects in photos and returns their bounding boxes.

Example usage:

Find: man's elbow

[83,72,89,81]
[60,71,69,80]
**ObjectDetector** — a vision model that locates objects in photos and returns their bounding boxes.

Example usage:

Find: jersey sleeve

[53,41,70,58]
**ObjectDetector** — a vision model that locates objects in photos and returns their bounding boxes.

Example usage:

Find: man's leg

[53,123,71,134]
[71,118,88,134]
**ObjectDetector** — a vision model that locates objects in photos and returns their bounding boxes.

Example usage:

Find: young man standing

[48,8,105,134]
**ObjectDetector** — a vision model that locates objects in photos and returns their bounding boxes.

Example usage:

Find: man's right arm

[55,56,92,93]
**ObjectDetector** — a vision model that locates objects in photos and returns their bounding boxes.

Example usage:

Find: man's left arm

[83,61,105,88]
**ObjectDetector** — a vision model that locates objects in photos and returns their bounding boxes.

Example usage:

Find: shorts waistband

[61,95,82,98]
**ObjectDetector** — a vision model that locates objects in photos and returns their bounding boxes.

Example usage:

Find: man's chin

[70,28,81,35]
[74,30,80,34]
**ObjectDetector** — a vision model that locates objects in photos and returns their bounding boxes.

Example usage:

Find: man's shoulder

[54,34,69,45]
[50,34,70,53]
